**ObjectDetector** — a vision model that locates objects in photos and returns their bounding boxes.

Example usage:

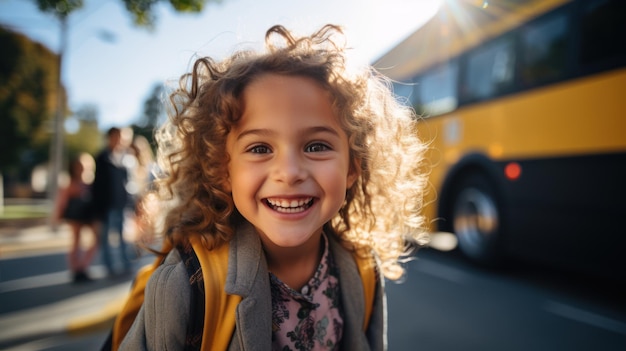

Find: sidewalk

[0,217,147,258]
[0,221,72,258]
[0,221,147,347]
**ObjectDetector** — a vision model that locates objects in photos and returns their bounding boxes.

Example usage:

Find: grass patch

[0,204,50,220]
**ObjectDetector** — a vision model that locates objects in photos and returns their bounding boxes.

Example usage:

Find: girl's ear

[346,158,361,188]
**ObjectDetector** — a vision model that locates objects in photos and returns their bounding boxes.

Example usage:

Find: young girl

[54,153,99,283]
[118,24,428,350]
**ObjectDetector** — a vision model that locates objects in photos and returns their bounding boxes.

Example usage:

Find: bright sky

[0,0,440,130]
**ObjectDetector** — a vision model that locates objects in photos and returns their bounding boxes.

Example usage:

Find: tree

[34,0,76,202]
[121,0,218,29]
[130,83,164,154]
[65,104,102,160]
[142,84,165,129]
[30,0,219,201]
[36,0,219,29]
[35,0,83,17]
[0,26,58,180]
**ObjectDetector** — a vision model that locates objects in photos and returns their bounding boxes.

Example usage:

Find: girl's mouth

[265,197,314,213]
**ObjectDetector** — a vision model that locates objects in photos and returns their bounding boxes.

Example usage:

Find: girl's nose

[272,150,307,185]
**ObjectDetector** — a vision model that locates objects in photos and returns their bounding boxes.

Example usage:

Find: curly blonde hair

[153,24,428,280]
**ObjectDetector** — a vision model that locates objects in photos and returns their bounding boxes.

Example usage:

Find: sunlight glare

[345,0,443,66]
[428,231,458,251]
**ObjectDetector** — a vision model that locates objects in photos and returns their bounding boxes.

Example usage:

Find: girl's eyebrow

[235,128,273,141]
[235,125,341,141]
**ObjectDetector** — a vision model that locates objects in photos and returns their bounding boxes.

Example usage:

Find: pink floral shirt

[270,234,344,350]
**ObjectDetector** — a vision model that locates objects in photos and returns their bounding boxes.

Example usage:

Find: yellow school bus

[374,0,626,279]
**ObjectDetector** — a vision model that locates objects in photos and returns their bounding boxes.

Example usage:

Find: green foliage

[0,26,58,177]
[121,0,217,29]
[35,0,84,18]
[0,204,49,220]
[129,83,165,152]
[0,26,100,184]
[141,83,165,129]
[0,0,218,188]
[65,104,103,160]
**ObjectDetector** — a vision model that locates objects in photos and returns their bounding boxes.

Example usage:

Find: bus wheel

[451,173,502,265]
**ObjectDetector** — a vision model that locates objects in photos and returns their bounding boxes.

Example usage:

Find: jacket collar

[223,222,369,350]
[225,221,273,349]
[224,221,268,297]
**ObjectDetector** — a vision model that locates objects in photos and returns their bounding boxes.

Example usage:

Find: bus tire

[451,172,503,266]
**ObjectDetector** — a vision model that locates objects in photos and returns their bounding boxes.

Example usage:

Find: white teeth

[267,197,312,208]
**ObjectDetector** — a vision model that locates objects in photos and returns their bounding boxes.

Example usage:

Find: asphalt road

[386,248,626,351]
[1,227,625,350]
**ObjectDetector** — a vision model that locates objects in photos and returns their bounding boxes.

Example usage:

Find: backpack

[103,235,376,350]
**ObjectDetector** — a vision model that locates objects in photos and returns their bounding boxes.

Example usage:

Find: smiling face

[226,74,358,250]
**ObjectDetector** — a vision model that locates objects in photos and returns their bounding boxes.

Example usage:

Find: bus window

[415,61,458,117]
[579,0,626,69]
[520,12,569,87]
[462,36,516,103]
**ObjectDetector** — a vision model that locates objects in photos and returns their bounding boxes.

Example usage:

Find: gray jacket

[120,222,387,350]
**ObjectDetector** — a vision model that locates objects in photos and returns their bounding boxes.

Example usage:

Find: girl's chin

[256,227,322,248]
[265,234,314,248]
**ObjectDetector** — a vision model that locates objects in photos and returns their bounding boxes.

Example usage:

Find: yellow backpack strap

[352,252,376,331]
[111,243,171,351]
[190,236,243,351]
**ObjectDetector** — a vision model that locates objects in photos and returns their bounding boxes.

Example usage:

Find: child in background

[54,153,99,283]
[119,24,428,350]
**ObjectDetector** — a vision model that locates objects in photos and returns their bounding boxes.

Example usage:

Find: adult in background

[93,126,133,277]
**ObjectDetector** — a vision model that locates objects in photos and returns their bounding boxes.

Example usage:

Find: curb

[0,222,155,342]
[0,224,71,259]
[66,293,128,335]
[64,257,156,337]
[0,280,132,347]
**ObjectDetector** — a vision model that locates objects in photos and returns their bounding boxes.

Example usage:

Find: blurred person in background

[53,152,99,283]
[127,134,158,246]
[93,126,133,277]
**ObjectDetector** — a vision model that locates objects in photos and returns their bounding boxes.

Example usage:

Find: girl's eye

[305,143,331,153]
[248,145,271,154]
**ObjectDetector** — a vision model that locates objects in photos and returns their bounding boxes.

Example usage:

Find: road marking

[1,334,71,351]
[412,259,471,284]
[544,300,626,335]
[0,283,131,345]
[0,254,154,293]
[0,266,107,293]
